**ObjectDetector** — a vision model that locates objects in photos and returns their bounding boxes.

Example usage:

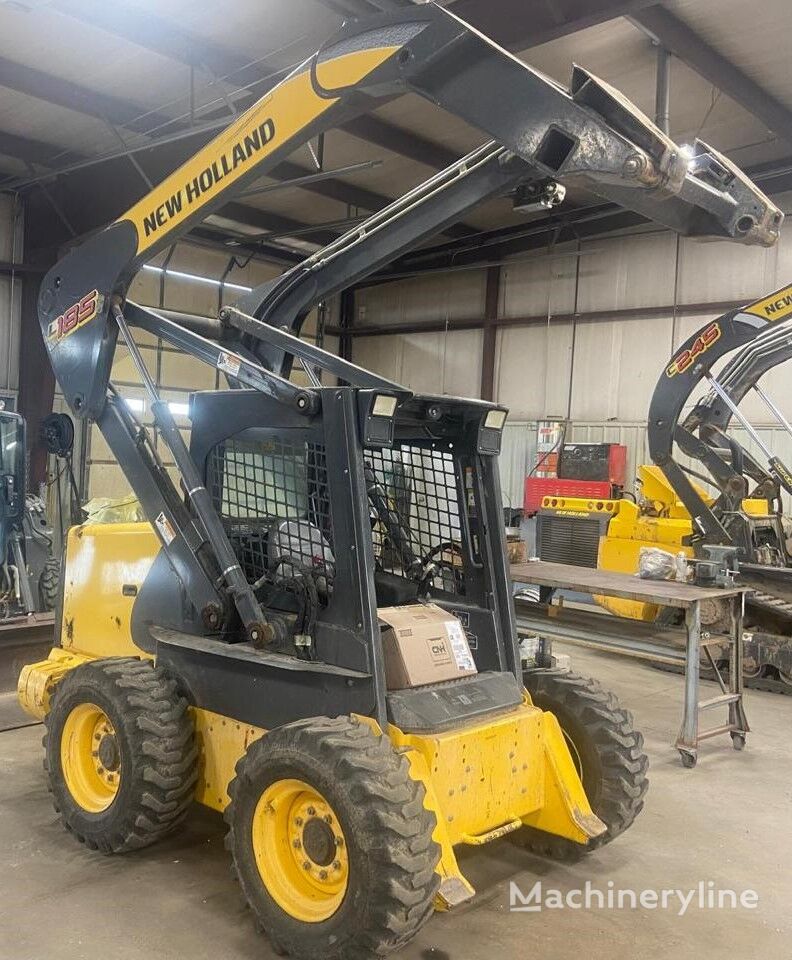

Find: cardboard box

[378,603,478,690]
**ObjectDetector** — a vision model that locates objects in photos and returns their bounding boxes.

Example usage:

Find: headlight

[372,394,398,417]
[484,409,507,430]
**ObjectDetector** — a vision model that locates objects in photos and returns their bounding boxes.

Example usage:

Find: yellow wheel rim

[252,778,349,923]
[60,703,121,813]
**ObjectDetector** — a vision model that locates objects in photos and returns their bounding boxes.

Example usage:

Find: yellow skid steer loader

[17,2,779,956]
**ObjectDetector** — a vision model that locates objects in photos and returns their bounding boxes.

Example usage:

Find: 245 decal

[47,289,101,343]
[666,323,721,377]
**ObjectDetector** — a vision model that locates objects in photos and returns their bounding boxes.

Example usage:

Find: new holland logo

[47,289,101,343]
[745,283,792,322]
[141,119,275,239]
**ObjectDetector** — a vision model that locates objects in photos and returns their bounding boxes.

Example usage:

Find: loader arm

[39,2,781,418]
[229,141,533,377]
[36,1,782,643]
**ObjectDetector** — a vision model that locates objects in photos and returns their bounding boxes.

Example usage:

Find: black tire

[44,657,198,853]
[225,715,440,960]
[516,669,649,861]
[38,555,61,612]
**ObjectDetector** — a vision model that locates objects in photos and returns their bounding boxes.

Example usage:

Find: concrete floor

[1,645,790,960]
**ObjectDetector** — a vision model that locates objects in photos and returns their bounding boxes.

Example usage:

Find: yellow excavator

[538,288,792,693]
[15,3,780,957]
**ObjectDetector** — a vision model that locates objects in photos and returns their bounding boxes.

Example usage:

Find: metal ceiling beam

[0,130,79,167]
[269,157,396,214]
[452,0,658,51]
[187,226,304,267]
[267,157,473,238]
[325,298,759,337]
[0,56,172,134]
[51,0,651,179]
[339,116,458,170]
[747,157,792,196]
[52,0,279,96]
[631,5,792,143]
[0,260,47,276]
[218,202,339,247]
[370,204,642,279]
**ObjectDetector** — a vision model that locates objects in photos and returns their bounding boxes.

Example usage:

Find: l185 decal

[47,289,100,343]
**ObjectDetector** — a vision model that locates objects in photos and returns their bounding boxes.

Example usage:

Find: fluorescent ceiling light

[142,263,253,293]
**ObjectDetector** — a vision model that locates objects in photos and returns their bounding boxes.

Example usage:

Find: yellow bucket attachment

[387,700,605,909]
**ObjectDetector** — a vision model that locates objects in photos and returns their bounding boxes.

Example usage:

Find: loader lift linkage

[646,286,792,686]
[17,3,779,956]
[650,289,792,559]
[37,2,780,667]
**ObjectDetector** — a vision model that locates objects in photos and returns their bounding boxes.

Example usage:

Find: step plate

[386,670,523,733]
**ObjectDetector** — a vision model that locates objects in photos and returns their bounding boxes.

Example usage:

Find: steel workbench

[511,560,750,767]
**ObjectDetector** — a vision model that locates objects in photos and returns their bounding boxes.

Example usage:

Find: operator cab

[187,387,511,676]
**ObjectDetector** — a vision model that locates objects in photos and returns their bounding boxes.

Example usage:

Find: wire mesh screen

[208,435,333,585]
[365,445,465,594]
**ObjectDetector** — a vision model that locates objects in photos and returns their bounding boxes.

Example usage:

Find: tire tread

[224,715,439,960]
[518,669,649,861]
[43,657,197,854]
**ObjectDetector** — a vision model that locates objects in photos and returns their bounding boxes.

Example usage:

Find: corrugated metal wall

[354,223,792,422]
[0,194,23,399]
[353,196,792,499]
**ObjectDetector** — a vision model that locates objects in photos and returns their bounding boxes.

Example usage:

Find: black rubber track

[224,715,440,960]
[651,658,792,695]
[517,669,649,861]
[38,555,61,612]
[655,592,792,695]
[44,657,198,853]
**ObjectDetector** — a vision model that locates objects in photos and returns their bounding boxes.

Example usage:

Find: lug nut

[306,806,316,816]
[292,839,301,849]
[323,814,333,824]
[319,870,328,880]
[333,861,341,871]
[302,861,311,871]
[295,817,304,827]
